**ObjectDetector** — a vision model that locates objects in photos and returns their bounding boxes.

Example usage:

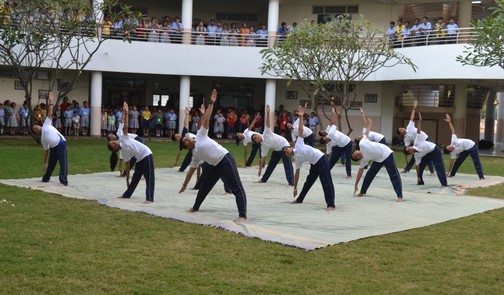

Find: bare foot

[325,207,336,211]
[430,172,436,176]
[255,180,265,183]
[234,217,247,223]
[290,200,300,204]
[354,193,364,197]
[396,198,404,202]
[187,208,198,213]
[400,170,408,174]
[117,196,127,199]
[345,175,351,179]
[143,200,153,204]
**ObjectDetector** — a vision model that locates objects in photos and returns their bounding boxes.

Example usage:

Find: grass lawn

[1,138,504,294]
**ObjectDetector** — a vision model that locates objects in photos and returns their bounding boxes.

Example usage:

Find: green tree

[0,0,137,139]
[457,0,504,69]
[260,15,417,134]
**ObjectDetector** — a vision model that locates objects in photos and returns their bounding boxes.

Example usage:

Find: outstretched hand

[184,107,189,115]
[360,107,364,115]
[297,104,305,117]
[266,104,270,113]
[444,114,451,123]
[418,112,422,121]
[48,91,54,104]
[199,104,206,115]
[413,99,418,109]
[123,101,129,112]
[179,184,186,194]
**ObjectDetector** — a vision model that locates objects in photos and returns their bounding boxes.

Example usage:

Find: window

[152,94,170,107]
[313,5,359,23]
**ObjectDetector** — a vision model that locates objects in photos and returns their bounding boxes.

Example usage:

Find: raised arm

[329,105,337,125]
[417,112,422,134]
[122,102,129,136]
[47,91,54,119]
[265,105,271,129]
[410,99,418,121]
[364,118,372,137]
[202,89,217,129]
[360,107,366,125]
[248,112,260,131]
[444,114,455,135]
[297,104,305,139]
[183,107,190,129]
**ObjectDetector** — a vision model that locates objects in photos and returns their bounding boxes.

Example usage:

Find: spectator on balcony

[445,17,459,44]
[289,22,298,34]
[277,21,289,43]
[401,20,412,47]
[215,20,223,45]
[194,20,207,45]
[101,15,113,38]
[220,22,230,46]
[386,21,397,48]
[229,22,240,46]
[160,18,171,43]
[434,17,446,44]
[256,23,268,47]
[410,18,421,46]
[395,19,405,45]
[136,18,148,40]
[239,22,250,46]
[246,26,257,47]
[148,17,161,42]
[207,19,218,45]
[418,16,432,45]
[170,16,183,43]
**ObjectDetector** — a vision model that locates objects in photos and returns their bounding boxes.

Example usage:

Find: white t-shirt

[358,136,393,168]
[291,118,313,142]
[328,128,351,148]
[41,117,65,150]
[404,120,428,146]
[119,134,152,162]
[261,127,290,157]
[450,134,475,159]
[362,128,385,142]
[243,128,260,146]
[117,123,139,160]
[190,127,228,168]
[294,138,323,169]
[413,132,436,165]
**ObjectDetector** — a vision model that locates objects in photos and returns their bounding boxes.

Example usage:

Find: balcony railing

[387,27,476,48]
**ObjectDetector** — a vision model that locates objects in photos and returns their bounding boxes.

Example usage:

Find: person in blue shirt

[386,21,397,48]
[19,101,30,135]
[79,101,90,136]
[277,21,288,43]
[445,17,459,44]
[256,23,268,47]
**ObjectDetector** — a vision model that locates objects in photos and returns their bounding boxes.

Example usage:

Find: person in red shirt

[226,109,237,139]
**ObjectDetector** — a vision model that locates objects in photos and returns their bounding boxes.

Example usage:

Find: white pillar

[484,90,496,141]
[380,82,395,143]
[267,0,280,47]
[496,92,504,143]
[458,0,472,28]
[90,71,102,137]
[453,83,468,137]
[265,79,276,123]
[181,0,193,45]
[93,0,104,22]
[179,76,191,133]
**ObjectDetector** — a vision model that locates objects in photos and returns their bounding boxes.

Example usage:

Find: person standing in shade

[254,105,294,186]
[32,91,68,186]
[108,102,155,203]
[179,89,247,222]
[404,113,448,187]
[443,114,484,180]
[397,100,434,175]
[351,118,403,202]
[282,104,336,210]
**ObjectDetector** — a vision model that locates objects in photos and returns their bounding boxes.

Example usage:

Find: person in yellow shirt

[434,17,446,44]
[141,106,151,137]
[395,19,405,43]
[101,15,113,37]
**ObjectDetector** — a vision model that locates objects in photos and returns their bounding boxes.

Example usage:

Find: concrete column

[93,0,104,22]
[453,83,468,137]
[458,0,472,28]
[496,92,504,143]
[179,76,191,133]
[265,79,276,123]
[181,0,193,45]
[267,0,280,47]
[380,82,395,144]
[484,90,496,142]
[90,71,103,137]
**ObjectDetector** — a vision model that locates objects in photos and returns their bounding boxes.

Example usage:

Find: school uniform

[259,127,294,185]
[403,120,434,173]
[358,137,402,198]
[413,132,447,186]
[117,123,145,170]
[291,118,314,146]
[79,107,90,128]
[189,127,247,218]
[326,125,352,177]
[449,134,484,179]
[242,128,261,167]
[120,134,155,202]
[63,109,73,128]
[292,138,335,208]
[41,117,68,185]
[178,127,194,172]
[362,128,387,145]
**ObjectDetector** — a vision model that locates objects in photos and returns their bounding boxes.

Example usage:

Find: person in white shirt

[108,102,155,203]
[443,114,484,180]
[319,106,352,178]
[351,118,403,201]
[286,116,314,146]
[282,104,335,210]
[254,104,294,186]
[404,113,448,187]
[234,113,262,167]
[32,91,68,186]
[355,107,387,145]
[179,89,247,222]
[396,100,434,174]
